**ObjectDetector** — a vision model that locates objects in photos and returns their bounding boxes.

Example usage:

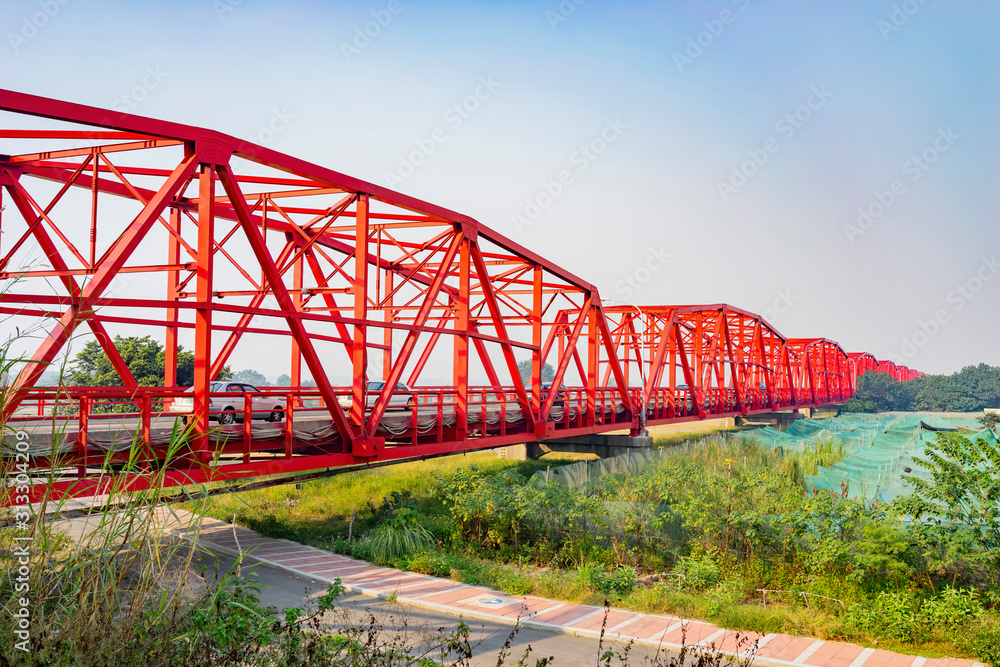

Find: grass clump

[355,508,434,565]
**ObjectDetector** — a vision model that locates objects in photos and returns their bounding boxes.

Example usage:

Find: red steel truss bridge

[0,89,920,502]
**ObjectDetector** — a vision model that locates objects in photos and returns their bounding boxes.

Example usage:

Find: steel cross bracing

[0,89,921,502]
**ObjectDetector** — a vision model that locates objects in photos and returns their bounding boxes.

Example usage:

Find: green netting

[600,501,685,545]
[534,412,992,511]
[800,415,989,503]
[532,444,700,493]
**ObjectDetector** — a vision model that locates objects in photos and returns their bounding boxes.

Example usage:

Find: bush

[356,508,434,565]
[959,619,1000,666]
[704,576,747,617]
[405,550,455,578]
[844,588,986,645]
[495,568,535,596]
[579,564,638,597]
[922,587,983,632]
[434,465,601,556]
[674,554,721,591]
[844,590,923,642]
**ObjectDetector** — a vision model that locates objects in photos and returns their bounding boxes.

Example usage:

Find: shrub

[895,433,1000,568]
[405,550,455,578]
[356,508,434,565]
[704,576,747,617]
[576,563,638,597]
[495,568,534,596]
[434,465,601,555]
[844,590,923,642]
[959,619,1000,665]
[922,587,983,632]
[674,554,721,591]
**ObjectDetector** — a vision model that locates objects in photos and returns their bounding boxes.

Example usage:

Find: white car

[337,381,414,410]
[170,382,285,424]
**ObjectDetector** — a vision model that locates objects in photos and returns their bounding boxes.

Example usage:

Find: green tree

[911,364,1000,412]
[977,412,1000,431]
[844,365,1000,413]
[68,335,230,387]
[844,371,909,412]
[277,374,292,386]
[516,360,555,385]
[69,336,163,387]
[231,369,271,386]
[894,433,1000,568]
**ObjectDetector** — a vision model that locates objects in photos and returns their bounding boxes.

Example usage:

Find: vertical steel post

[243,393,252,464]
[77,396,88,479]
[351,195,369,430]
[89,149,98,267]
[383,270,393,382]
[586,298,597,426]
[291,253,303,388]
[531,265,542,424]
[453,238,470,440]
[164,207,180,388]
[193,164,215,461]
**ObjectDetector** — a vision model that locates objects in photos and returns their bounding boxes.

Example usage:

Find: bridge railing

[4,384,641,473]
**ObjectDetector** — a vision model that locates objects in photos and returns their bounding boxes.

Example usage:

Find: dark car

[541,382,567,408]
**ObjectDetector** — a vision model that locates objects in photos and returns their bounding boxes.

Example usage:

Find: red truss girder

[875,359,920,382]
[0,89,918,502]
[594,305,807,424]
[786,338,851,405]
[848,352,878,386]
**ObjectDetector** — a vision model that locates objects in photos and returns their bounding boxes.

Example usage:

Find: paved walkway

[170,515,983,667]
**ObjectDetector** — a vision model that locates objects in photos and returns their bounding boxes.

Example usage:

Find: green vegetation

[65,334,232,387]
[844,364,1000,413]
[201,430,1000,662]
[230,368,271,386]
[516,359,555,384]
[978,412,1000,430]
[199,452,587,545]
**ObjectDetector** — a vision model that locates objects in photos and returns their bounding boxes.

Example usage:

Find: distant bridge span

[0,89,920,502]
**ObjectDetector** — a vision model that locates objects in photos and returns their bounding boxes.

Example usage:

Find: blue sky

[2,0,997,376]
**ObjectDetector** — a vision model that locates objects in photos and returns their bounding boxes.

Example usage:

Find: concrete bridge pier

[501,433,653,460]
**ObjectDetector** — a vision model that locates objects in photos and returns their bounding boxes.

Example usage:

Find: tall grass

[356,512,435,565]
[652,432,845,486]
[0,351,221,664]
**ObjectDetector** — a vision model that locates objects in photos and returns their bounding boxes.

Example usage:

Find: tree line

[844,363,1000,413]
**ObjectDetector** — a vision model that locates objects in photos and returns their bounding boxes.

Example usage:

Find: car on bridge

[542,382,567,408]
[169,382,285,424]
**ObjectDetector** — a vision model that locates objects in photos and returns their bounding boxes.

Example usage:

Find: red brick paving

[569,609,635,632]
[715,630,768,654]
[617,615,677,640]
[299,563,368,574]
[661,621,722,646]
[756,635,822,661]
[393,581,466,597]
[803,640,865,667]
[493,597,563,619]
[865,649,923,667]
[528,604,598,626]
[420,587,486,605]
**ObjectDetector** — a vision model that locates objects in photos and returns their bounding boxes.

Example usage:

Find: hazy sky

[2,0,997,377]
